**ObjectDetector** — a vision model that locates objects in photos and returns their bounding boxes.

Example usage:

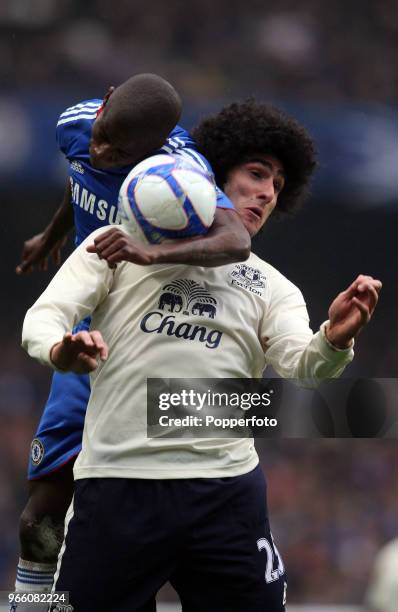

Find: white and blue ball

[118,154,217,244]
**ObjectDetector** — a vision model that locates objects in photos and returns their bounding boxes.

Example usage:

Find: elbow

[21,321,36,361]
[234,245,251,262]
[21,318,30,354]
[230,231,251,262]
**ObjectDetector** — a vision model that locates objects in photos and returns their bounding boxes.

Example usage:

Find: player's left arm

[16,180,73,274]
[86,208,251,267]
[261,274,381,386]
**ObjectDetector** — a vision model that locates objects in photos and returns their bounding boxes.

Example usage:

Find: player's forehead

[242,154,285,176]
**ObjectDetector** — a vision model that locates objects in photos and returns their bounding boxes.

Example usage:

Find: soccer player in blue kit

[13,73,250,604]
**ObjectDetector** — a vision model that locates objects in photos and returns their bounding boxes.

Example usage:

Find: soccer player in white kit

[22,101,381,612]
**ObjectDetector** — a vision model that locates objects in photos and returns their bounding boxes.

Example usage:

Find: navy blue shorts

[28,319,90,480]
[54,465,287,611]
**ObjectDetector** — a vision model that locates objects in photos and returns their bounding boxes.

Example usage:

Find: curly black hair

[191,99,317,214]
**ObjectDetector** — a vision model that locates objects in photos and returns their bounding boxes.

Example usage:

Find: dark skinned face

[89,87,164,169]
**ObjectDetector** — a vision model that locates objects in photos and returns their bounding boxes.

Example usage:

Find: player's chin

[241,215,261,237]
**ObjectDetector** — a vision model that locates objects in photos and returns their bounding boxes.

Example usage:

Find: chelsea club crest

[31,438,45,465]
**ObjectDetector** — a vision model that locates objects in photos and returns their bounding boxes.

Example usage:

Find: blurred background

[0,0,397,609]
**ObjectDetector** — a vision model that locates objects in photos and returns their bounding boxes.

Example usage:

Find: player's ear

[103,86,115,106]
[90,140,113,159]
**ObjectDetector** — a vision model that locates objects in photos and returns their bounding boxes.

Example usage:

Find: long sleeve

[22,227,115,368]
[261,273,354,387]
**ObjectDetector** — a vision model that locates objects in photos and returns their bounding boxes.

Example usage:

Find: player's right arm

[16,180,73,274]
[22,227,114,371]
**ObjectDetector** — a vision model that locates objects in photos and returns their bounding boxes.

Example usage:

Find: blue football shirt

[56,99,233,245]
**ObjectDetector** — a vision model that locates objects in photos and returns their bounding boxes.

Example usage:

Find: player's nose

[257,180,275,204]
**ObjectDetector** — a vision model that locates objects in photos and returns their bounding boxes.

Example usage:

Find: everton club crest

[230,264,266,296]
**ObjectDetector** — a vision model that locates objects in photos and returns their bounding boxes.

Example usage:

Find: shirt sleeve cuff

[39,336,67,372]
[320,320,354,355]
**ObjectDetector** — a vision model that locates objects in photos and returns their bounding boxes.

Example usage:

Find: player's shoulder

[157,124,211,174]
[375,538,398,567]
[56,98,102,158]
[57,98,102,125]
[160,124,196,154]
[248,252,303,298]
[168,124,193,142]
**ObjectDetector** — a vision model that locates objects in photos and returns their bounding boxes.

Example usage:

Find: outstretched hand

[86,228,155,266]
[16,233,67,275]
[326,275,382,349]
[50,330,108,374]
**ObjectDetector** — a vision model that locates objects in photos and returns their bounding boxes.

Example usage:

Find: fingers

[352,296,371,325]
[86,229,126,257]
[346,276,382,332]
[345,275,381,298]
[86,228,120,255]
[52,248,62,267]
[95,236,126,259]
[62,332,74,347]
[75,352,100,373]
[357,278,382,292]
[64,330,108,364]
[357,283,379,309]
[70,331,108,359]
[354,279,382,318]
[16,259,47,274]
[89,330,108,360]
[17,237,66,274]
[86,229,152,265]
[65,331,108,373]
[16,256,37,275]
[15,262,31,275]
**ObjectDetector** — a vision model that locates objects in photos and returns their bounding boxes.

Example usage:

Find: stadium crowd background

[0,0,397,607]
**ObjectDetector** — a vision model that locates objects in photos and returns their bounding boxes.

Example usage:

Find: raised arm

[262,274,381,387]
[325,275,382,348]
[86,208,251,267]
[16,180,73,274]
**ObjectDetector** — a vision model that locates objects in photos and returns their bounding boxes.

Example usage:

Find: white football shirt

[22,227,354,480]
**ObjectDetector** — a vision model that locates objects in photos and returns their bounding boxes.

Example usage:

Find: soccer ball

[118,154,217,244]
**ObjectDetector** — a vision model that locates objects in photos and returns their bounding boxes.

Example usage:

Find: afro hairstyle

[192,99,317,215]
